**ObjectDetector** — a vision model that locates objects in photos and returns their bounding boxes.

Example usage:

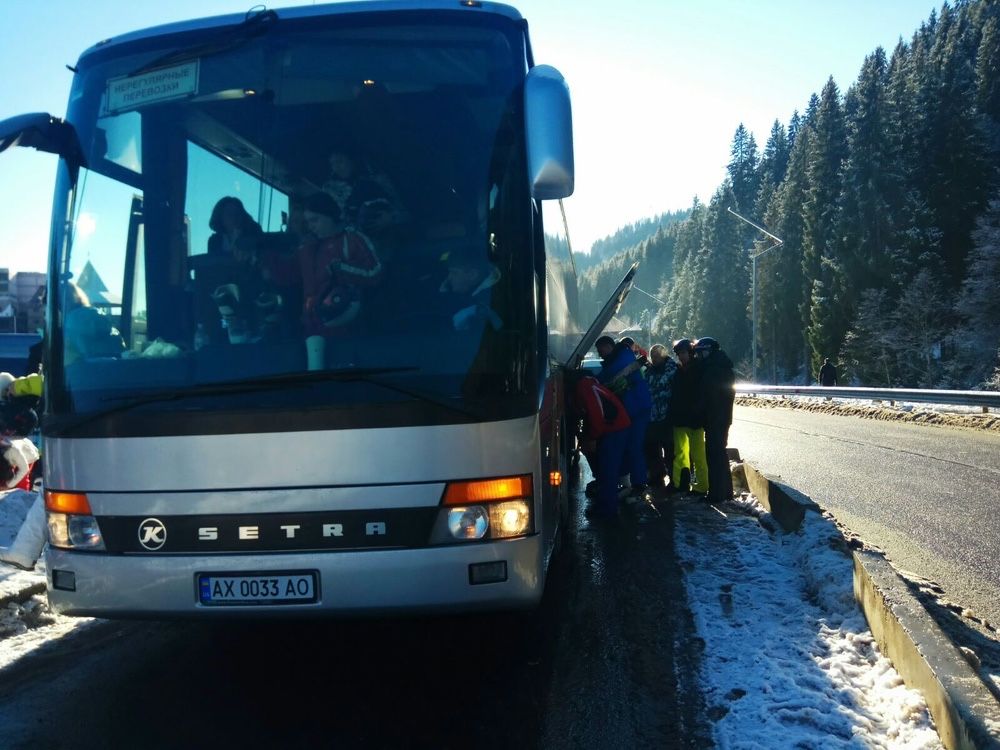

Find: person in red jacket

[569,371,631,520]
[265,192,384,369]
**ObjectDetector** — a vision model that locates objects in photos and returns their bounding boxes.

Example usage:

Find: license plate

[198,572,317,606]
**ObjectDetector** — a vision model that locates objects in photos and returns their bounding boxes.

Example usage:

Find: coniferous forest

[576,0,1000,388]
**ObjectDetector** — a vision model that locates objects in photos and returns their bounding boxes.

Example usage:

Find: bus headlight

[447,507,490,540]
[432,476,535,544]
[488,500,531,538]
[46,512,106,550]
[45,491,106,551]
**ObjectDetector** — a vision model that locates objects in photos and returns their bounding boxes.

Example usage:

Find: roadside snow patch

[676,495,942,748]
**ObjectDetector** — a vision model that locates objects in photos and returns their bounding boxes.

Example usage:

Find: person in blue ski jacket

[595,335,653,497]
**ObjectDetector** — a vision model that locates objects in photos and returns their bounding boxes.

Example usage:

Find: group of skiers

[570,334,736,520]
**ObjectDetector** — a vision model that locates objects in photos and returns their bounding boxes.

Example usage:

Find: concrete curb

[855,550,1000,750]
[739,462,821,533]
[738,459,1000,749]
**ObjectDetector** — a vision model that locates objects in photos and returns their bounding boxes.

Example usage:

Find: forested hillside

[574,211,689,273]
[580,0,1000,388]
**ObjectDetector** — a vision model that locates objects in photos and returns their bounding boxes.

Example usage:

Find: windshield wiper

[129,9,278,76]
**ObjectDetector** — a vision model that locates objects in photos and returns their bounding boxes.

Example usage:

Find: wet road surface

[0,467,709,749]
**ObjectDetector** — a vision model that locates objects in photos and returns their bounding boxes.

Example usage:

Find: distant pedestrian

[693,337,736,504]
[819,358,838,386]
[643,344,677,494]
[669,339,708,495]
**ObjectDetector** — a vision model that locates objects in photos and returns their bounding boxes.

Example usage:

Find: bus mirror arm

[0,113,87,170]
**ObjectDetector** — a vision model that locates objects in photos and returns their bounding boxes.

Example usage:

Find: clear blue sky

[0,0,939,273]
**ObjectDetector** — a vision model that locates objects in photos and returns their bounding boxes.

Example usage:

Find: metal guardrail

[735,384,1000,412]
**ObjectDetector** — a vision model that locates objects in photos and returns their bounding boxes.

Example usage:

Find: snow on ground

[0,595,93,670]
[0,488,44,601]
[676,494,943,749]
[0,488,92,668]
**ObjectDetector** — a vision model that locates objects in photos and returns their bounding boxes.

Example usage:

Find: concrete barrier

[738,459,1000,749]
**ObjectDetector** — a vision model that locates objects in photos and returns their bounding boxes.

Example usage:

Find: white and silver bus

[1,1,633,616]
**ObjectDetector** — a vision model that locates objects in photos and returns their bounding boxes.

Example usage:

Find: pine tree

[659,199,706,340]
[758,126,811,381]
[837,48,894,294]
[754,120,790,221]
[691,184,750,362]
[951,195,1000,386]
[977,15,1000,124]
[787,110,803,152]
[802,77,849,374]
[727,124,760,217]
[841,288,895,386]
[923,1,992,286]
[891,264,951,387]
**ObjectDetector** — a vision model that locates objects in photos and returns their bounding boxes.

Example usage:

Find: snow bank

[736,394,1000,433]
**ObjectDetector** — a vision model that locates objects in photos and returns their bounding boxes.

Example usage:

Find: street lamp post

[726,207,783,383]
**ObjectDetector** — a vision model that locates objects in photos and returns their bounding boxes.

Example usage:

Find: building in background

[0,267,46,334]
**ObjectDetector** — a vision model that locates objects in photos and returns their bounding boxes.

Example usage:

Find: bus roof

[77,1,526,64]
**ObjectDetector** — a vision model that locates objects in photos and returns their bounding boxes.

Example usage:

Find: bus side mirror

[524,65,574,200]
[0,113,87,169]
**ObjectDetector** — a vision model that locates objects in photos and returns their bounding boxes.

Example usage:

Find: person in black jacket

[668,339,708,495]
[819,358,838,386]
[693,337,736,503]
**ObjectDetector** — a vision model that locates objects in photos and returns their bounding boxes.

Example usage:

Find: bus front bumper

[44,536,544,618]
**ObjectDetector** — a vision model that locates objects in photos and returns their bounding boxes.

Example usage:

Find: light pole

[629,285,666,348]
[726,207,783,383]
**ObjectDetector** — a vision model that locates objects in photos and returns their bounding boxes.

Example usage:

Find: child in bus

[263,192,384,369]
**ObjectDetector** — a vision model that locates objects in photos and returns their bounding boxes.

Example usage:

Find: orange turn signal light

[442,475,533,506]
[45,490,93,515]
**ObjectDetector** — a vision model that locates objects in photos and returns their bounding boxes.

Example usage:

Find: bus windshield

[48,12,537,431]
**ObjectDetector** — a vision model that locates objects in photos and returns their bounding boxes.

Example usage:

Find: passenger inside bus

[62,282,125,365]
[204,197,274,345]
[320,146,407,248]
[262,191,384,370]
[207,197,263,259]
[437,246,502,333]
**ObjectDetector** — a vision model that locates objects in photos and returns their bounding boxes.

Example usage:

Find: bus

[0,1,634,616]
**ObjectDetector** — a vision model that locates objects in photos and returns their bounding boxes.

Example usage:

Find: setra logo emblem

[138,518,167,551]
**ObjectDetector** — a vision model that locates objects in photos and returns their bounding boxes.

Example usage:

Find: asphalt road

[730,404,1000,626]
[0,470,709,750]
